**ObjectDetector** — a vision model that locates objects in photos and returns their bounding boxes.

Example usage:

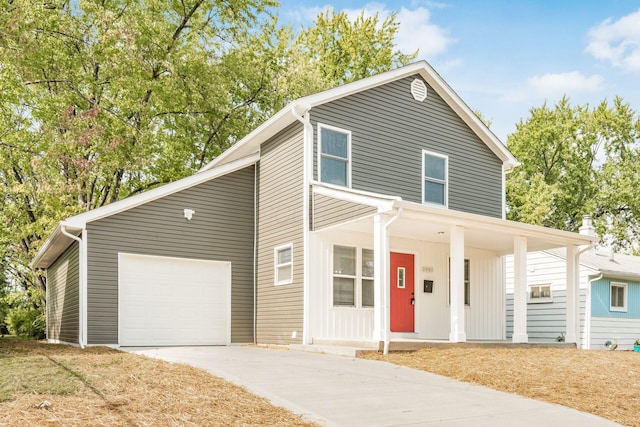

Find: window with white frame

[528,284,552,303]
[448,259,470,306]
[319,124,351,187]
[610,282,627,312]
[274,244,293,285]
[422,150,448,206]
[333,245,374,307]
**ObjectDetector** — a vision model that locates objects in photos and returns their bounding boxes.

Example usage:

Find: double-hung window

[422,150,448,206]
[333,245,374,308]
[610,282,627,312]
[448,259,470,306]
[319,124,351,187]
[274,244,293,285]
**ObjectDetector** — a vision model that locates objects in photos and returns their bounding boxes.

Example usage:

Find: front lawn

[0,338,317,426]
[363,347,640,427]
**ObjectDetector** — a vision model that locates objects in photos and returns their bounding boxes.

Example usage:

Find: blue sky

[278,0,640,142]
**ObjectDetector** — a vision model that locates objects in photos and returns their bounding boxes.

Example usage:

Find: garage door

[118,253,231,346]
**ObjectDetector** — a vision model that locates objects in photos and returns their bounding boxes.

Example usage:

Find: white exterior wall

[504,251,595,347]
[309,229,505,342]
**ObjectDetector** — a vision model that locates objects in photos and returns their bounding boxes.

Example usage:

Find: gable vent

[411,78,427,102]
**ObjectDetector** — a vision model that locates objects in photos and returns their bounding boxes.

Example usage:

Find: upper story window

[319,124,351,187]
[274,244,293,286]
[610,282,627,312]
[422,150,448,206]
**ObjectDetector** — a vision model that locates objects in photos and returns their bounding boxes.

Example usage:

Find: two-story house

[32,61,595,351]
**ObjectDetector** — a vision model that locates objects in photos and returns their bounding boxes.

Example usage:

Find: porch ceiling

[316,207,594,256]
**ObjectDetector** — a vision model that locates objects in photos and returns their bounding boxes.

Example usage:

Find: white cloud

[527,71,605,99]
[585,9,640,72]
[289,2,454,59]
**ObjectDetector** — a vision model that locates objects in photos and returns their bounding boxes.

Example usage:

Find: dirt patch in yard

[0,338,318,427]
[362,347,640,427]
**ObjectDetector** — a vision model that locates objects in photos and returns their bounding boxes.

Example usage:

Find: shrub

[4,288,45,339]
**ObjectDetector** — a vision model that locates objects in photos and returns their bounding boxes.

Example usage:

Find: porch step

[290,339,379,357]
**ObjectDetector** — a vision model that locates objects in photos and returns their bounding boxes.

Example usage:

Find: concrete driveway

[127,346,619,427]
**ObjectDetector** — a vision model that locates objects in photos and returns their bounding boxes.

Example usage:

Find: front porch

[308,183,597,352]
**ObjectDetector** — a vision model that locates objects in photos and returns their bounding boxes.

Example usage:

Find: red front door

[390,252,415,332]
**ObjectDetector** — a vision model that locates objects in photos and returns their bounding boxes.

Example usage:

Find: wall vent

[411,78,427,102]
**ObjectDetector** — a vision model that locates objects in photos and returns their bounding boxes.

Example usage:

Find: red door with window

[390,252,415,332]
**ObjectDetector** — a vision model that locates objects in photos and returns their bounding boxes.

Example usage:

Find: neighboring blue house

[506,216,640,350]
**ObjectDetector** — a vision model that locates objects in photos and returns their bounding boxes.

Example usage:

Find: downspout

[253,164,258,344]
[292,104,313,345]
[585,273,603,350]
[383,207,403,355]
[60,223,86,349]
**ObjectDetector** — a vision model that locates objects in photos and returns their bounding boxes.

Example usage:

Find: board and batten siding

[312,193,377,231]
[46,241,80,343]
[310,75,504,218]
[85,166,255,345]
[256,123,305,344]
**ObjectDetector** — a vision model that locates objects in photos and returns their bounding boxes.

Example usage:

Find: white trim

[610,281,628,312]
[317,123,352,188]
[274,243,294,286]
[397,267,406,289]
[421,149,449,208]
[527,283,553,303]
[31,152,260,269]
[201,61,518,174]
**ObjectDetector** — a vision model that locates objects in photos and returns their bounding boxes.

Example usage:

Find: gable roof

[200,60,519,172]
[547,247,640,280]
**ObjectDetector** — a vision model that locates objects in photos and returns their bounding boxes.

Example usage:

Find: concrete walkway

[127,346,620,427]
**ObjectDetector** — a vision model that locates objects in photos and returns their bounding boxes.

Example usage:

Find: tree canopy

[506,96,640,252]
[0,0,416,332]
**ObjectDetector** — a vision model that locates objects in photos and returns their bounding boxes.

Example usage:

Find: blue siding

[591,278,640,318]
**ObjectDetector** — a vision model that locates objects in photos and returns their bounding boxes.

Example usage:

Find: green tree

[506,96,640,252]
[0,0,416,302]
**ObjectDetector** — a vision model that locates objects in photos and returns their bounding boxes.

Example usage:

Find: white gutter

[60,223,87,348]
[383,206,403,355]
[253,164,258,344]
[585,273,603,350]
[292,103,313,345]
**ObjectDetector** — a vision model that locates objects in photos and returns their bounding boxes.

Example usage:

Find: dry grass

[0,338,318,427]
[363,347,640,427]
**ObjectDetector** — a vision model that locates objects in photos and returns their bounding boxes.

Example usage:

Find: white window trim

[331,244,374,309]
[610,281,627,312]
[448,258,471,307]
[274,243,293,286]
[397,267,406,289]
[318,123,352,188]
[527,283,553,304]
[421,149,448,207]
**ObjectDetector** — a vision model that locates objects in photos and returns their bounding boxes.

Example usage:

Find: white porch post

[449,225,466,342]
[565,245,578,344]
[373,214,389,343]
[512,236,529,343]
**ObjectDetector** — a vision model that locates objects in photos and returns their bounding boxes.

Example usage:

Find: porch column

[449,225,466,342]
[565,245,578,344]
[373,214,389,343]
[512,236,529,343]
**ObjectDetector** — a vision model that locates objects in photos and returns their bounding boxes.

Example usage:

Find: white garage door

[118,253,231,346]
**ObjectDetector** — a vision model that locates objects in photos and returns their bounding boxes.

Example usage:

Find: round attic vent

[411,78,427,102]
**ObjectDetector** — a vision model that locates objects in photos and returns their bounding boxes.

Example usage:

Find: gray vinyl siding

[505,289,587,341]
[256,123,305,344]
[311,75,503,218]
[312,193,377,231]
[46,241,80,343]
[85,166,255,344]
